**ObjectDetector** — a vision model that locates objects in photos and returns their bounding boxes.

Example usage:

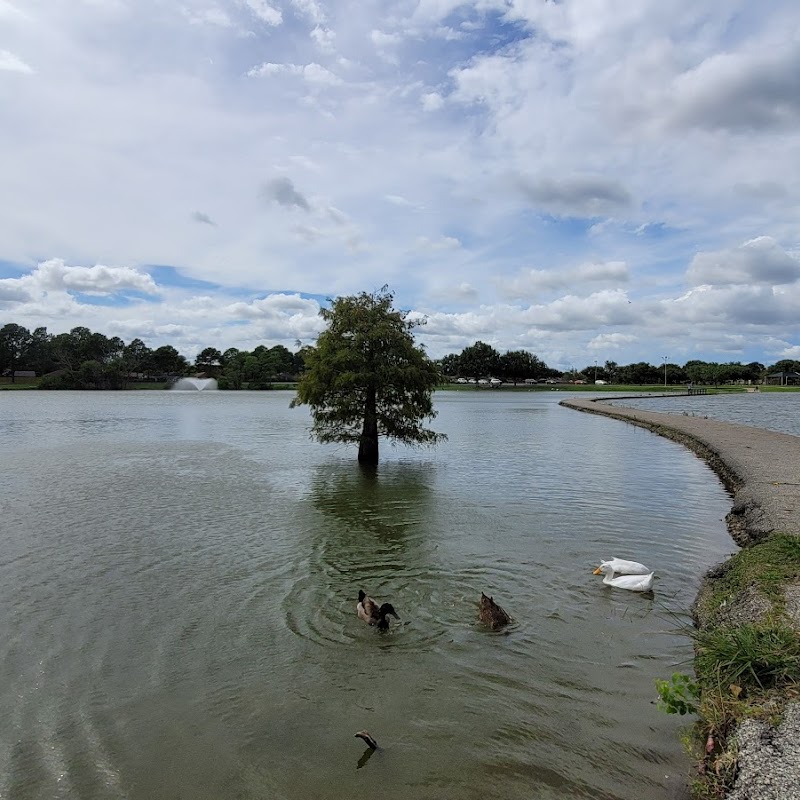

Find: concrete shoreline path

[561,396,800,800]
[560,396,800,543]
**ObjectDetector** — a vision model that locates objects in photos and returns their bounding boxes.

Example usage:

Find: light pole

[594,359,598,383]
[663,356,668,388]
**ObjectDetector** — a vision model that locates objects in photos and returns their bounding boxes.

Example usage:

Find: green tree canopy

[0,323,33,381]
[458,340,501,381]
[195,347,222,371]
[291,287,445,465]
[151,345,188,376]
[500,349,544,384]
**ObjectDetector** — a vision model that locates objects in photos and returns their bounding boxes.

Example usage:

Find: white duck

[593,562,655,592]
[595,558,650,576]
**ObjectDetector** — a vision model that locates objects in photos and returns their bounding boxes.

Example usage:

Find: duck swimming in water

[357,590,399,631]
[594,558,650,576]
[479,592,512,629]
[593,563,655,592]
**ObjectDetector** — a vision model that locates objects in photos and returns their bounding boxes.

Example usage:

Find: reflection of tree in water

[307,462,437,585]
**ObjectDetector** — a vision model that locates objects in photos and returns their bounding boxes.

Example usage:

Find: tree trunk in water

[358,386,379,465]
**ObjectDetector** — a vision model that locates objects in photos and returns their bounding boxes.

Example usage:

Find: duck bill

[592,567,603,575]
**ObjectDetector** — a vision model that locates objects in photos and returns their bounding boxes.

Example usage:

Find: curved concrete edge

[561,396,800,800]
[559,397,800,545]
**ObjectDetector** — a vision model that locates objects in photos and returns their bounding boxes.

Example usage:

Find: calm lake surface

[0,390,737,800]
[607,392,800,437]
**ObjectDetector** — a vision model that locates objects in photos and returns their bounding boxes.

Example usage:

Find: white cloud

[2,258,158,298]
[247,61,342,85]
[780,344,800,359]
[0,49,33,73]
[421,92,444,111]
[688,237,800,286]
[182,6,234,27]
[588,332,637,351]
[414,235,461,251]
[499,261,629,299]
[667,42,800,132]
[241,0,282,26]
[370,30,402,48]
[291,0,325,25]
[1,0,799,366]
[667,283,800,326]
[310,25,335,52]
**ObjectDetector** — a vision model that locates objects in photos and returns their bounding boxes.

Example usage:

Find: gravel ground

[727,703,800,800]
[561,397,800,800]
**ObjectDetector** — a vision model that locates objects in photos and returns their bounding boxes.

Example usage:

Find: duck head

[379,603,399,620]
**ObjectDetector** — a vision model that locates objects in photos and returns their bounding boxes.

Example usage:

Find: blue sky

[1,0,799,369]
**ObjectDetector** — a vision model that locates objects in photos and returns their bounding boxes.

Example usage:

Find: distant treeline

[438,341,796,386]
[0,323,304,389]
[1,323,797,389]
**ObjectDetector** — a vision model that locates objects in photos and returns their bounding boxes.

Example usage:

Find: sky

[1,0,799,370]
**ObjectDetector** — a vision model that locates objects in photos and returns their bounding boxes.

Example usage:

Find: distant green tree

[684,360,710,385]
[500,350,538,384]
[770,359,800,374]
[604,360,620,383]
[745,362,766,383]
[0,323,33,382]
[665,363,687,385]
[618,361,660,384]
[291,287,445,465]
[124,338,153,375]
[195,347,222,372]
[27,326,56,375]
[151,345,188,376]
[438,353,462,379]
[458,341,501,382]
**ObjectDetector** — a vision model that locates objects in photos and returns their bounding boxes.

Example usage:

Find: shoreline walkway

[561,395,800,800]
[560,396,800,543]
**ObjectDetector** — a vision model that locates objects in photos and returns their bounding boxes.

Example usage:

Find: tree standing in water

[291,287,445,465]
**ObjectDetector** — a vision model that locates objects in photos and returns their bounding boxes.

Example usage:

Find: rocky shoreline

[561,396,800,800]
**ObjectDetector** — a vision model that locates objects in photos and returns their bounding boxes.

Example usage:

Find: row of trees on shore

[0,322,304,389]
[1,321,798,390]
[441,344,795,386]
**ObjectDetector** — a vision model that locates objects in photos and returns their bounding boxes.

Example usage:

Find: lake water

[606,392,800,437]
[0,390,737,800]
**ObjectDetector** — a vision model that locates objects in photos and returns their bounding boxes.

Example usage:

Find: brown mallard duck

[357,590,400,631]
[479,592,511,629]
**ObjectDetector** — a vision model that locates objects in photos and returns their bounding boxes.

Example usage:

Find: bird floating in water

[354,730,379,750]
[357,590,399,630]
[479,592,512,629]
[594,558,650,576]
[593,563,655,592]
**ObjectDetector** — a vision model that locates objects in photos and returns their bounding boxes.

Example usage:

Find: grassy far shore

[2,378,799,393]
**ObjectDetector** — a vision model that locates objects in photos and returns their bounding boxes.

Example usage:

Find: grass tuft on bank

[683,534,800,798]
[695,534,800,619]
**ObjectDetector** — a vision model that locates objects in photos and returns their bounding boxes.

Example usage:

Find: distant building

[767,371,800,386]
